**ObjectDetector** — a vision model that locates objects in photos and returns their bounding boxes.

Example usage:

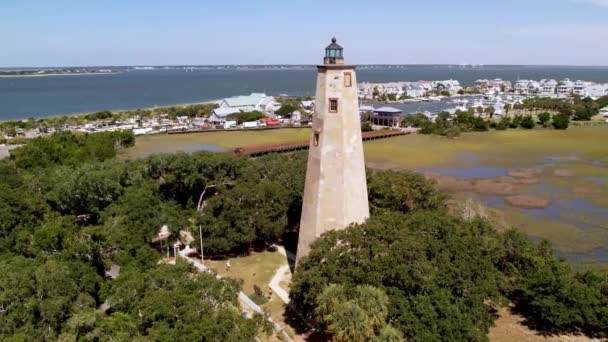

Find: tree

[275,103,299,118]
[103,261,264,340]
[315,285,392,342]
[327,302,373,342]
[197,180,290,254]
[476,106,484,115]
[372,87,380,99]
[496,116,510,130]
[503,103,512,116]
[371,325,406,342]
[484,106,495,119]
[538,112,551,126]
[472,117,489,131]
[510,115,522,128]
[572,98,597,121]
[227,110,265,124]
[401,113,431,128]
[520,115,535,129]
[552,113,570,130]
[367,170,446,214]
[291,211,506,341]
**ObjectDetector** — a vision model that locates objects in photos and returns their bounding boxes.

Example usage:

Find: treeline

[291,170,608,341]
[402,96,607,138]
[519,96,603,121]
[403,109,570,138]
[9,131,134,169]
[227,110,266,124]
[1,132,294,340]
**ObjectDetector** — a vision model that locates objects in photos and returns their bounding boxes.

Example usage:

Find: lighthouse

[296,38,370,263]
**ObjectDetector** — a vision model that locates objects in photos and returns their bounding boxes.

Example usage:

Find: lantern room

[324,37,344,65]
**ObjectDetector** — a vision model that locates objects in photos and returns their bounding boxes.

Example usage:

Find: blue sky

[1,0,607,66]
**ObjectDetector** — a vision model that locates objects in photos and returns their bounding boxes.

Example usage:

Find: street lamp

[199,224,204,265]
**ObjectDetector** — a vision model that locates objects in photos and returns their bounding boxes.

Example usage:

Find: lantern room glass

[326,48,342,58]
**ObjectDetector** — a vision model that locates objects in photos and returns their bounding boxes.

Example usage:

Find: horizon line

[3,63,608,69]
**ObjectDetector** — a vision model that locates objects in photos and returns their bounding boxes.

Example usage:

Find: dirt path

[489,307,598,342]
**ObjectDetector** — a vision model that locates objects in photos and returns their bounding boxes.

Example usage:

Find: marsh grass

[502,210,608,254]
[122,128,311,159]
[365,126,608,168]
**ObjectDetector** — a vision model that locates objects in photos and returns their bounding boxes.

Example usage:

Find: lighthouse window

[329,99,338,113]
[344,72,352,87]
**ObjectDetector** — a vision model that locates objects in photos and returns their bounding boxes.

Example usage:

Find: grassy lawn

[205,251,300,341]
[205,250,287,298]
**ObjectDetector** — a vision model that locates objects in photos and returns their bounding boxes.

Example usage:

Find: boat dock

[233,130,407,157]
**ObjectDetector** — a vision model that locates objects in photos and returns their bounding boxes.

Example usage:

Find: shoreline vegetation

[0,72,119,78]
[0,68,115,77]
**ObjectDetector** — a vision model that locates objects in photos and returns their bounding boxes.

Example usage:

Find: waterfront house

[209,107,254,124]
[540,79,558,96]
[573,81,592,96]
[300,100,315,110]
[432,80,462,94]
[372,107,402,127]
[581,84,608,99]
[219,93,279,112]
[405,84,426,98]
[557,79,575,95]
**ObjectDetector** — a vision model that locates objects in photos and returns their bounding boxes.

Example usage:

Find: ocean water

[2,65,608,120]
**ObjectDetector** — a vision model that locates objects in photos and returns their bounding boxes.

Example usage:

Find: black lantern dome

[325,37,343,58]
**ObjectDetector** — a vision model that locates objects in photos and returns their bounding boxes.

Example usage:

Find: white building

[219,93,280,112]
[581,84,608,99]
[557,79,575,95]
[432,80,462,94]
[208,106,255,124]
[540,79,558,96]
[405,83,426,98]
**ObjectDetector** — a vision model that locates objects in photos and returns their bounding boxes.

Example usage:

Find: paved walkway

[269,264,291,304]
[177,249,292,341]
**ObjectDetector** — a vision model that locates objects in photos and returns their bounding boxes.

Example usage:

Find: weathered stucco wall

[297,64,370,263]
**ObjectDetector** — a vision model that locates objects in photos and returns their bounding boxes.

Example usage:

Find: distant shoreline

[0,99,220,123]
[0,72,118,78]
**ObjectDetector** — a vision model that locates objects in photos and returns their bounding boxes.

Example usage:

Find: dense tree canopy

[1,130,607,341]
[292,182,608,342]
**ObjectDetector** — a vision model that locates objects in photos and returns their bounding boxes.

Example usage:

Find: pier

[232,130,407,157]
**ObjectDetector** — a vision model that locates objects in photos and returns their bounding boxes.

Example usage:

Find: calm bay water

[2,65,608,120]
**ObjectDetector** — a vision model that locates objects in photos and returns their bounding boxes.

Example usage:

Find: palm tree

[315,284,348,323]
[327,301,373,342]
[484,106,495,119]
[370,325,405,342]
[504,103,512,116]
[354,285,389,331]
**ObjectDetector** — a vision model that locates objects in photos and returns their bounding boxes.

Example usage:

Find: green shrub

[552,113,570,130]
[520,115,535,129]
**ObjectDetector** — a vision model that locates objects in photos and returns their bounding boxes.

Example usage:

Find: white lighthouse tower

[296,38,370,263]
